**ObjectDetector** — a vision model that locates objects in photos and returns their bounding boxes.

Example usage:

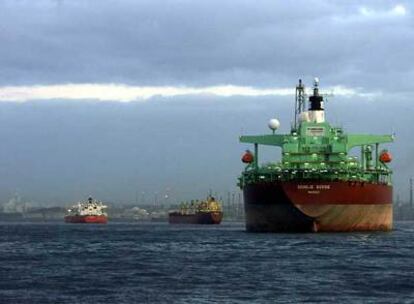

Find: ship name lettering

[316,185,330,190]
[297,185,330,190]
[298,185,314,189]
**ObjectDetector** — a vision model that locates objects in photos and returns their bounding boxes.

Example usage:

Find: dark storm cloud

[0,0,413,92]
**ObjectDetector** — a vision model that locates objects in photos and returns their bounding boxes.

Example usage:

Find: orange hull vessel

[64,215,107,224]
[168,211,223,224]
[65,197,108,224]
[244,181,392,232]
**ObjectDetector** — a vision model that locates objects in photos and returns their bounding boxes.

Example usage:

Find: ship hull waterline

[243,181,392,232]
[169,212,223,225]
[64,215,108,224]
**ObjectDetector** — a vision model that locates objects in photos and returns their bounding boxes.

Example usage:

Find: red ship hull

[168,211,223,224]
[244,181,392,232]
[64,215,108,224]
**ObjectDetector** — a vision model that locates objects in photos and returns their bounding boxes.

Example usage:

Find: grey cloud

[0,1,412,206]
[0,0,413,92]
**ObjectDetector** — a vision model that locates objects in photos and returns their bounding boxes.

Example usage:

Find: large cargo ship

[64,197,108,224]
[169,197,223,224]
[239,78,393,232]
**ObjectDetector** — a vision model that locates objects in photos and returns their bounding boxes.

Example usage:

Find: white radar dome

[268,118,280,131]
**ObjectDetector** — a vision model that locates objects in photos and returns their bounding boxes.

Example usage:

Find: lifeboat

[379,150,392,163]
[242,150,254,163]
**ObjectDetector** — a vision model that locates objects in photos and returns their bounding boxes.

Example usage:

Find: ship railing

[240,168,391,186]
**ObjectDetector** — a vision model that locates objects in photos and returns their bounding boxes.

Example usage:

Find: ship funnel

[309,77,324,111]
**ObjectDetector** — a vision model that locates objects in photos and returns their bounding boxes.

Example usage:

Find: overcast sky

[0,0,412,206]
[1,1,413,93]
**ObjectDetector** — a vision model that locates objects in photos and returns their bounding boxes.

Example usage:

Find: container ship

[239,78,393,232]
[64,197,108,224]
[169,196,223,224]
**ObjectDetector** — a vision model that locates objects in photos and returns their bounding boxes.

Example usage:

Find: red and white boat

[64,197,108,224]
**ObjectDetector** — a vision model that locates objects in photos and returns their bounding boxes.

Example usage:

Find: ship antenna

[313,77,319,95]
[294,79,306,130]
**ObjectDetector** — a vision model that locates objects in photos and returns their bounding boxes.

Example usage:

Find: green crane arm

[346,134,394,150]
[239,134,285,147]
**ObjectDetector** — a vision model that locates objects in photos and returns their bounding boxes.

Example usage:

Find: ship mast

[294,79,306,131]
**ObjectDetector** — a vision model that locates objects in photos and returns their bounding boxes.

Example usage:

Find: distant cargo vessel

[169,197,223,224]
[239,78,393,232]
[64,197,108,224]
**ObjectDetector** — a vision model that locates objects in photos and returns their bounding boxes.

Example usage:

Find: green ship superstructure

[239,78,394,232]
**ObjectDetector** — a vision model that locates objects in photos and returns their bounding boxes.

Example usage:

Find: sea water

[0,221,413,303]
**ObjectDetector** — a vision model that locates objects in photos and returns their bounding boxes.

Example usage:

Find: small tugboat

[64,197,108,224]
[169,196,223,224]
